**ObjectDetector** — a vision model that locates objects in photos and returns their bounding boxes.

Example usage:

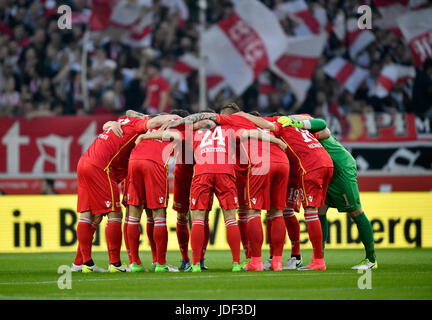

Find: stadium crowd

[0,0,431,120]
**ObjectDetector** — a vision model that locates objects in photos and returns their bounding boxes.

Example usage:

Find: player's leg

[106,210,127,272]
[318,205,329,250]
[176,211,191,270]
[152,207,171,272]
[127,204,146,272]
[245,208,264,271]
[349,208,377,269]
[222,208,242,272]
[214,173,241,271]
[263,212,273,270]
[200,210,210,270]
[238,207,250,262]
[297,168,332,271]
[145,209,157,269]
[188,209,206,272]
[76,211,96,270]
[283,183,302,269]
[267,208,286,271]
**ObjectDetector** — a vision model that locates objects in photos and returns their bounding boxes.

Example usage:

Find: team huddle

[71,102,377,273]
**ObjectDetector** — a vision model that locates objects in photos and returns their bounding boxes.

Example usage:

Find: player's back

[191,124,236,176]
[319,135,356,171]
[130,127,175,167]
[82,117,148,173]
[275,123,333,173]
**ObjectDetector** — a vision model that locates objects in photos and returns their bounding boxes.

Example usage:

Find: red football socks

[201,220,210,260]
[269,213,286,257]
[77,217,95,264]
[247,213,263,258]
[191,219,205,265]
[225,218,241,264]
[146,216,157,263]
[238,209,250,259]
[127,216,141,265]
[176,215,190,261]
[304,208,324,260]
[153,217,168,265]
[283,208,301,256]
[106,217,122,265]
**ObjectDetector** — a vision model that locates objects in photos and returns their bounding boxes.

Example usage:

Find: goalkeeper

[278,115,377,270]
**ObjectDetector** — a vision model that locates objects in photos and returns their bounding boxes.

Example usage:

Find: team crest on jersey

[159,197,164,204]
[252,198,256,205]
[308,195,313,203]
[105,201,111,208]
[234,197,238,204]
[191,198,196,205]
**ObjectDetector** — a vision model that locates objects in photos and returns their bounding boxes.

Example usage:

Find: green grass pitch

[0,249,431,300]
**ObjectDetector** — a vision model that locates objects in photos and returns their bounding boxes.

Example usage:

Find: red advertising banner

[0,115,113,178]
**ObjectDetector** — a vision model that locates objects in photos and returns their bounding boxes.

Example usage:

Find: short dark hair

[44,178,55,188]
[248,110,261,116]
[171,109,190,117]
[220,102,241,115]
[267,111,285,117]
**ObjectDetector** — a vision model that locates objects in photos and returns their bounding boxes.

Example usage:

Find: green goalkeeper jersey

[319,135,356,174]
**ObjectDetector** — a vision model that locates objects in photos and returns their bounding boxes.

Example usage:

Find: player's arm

[314,128,331,140]
[102,121,123,138]
[126,109,147,119]
[241,129,287,151]
[234,112,275,131]
[278,116,327,132]
[147,114,181,130]
[160,112,218,129]
[135,128,182,145]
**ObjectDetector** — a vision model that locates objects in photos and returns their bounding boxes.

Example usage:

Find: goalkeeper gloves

[277,116,304,128]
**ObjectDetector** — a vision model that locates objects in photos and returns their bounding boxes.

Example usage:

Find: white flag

[202,0,286,96]
[323,57,369,94]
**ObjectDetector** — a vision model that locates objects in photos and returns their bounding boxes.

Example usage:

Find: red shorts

[173,164,194,213]
[190,173,238,210]
[127,159,169,209]
[286,170,301,212]
[247,161,290,211]
[77,158,121,214]
[298,167,334,208]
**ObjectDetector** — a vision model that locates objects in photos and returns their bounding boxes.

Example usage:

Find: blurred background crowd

[0,0,431,120]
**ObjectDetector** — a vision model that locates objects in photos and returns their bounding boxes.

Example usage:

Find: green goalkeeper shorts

[325,165,362,213]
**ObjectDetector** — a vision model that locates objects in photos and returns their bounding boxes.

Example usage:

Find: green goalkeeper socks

[319,214,328,250]
[353,212,376,263]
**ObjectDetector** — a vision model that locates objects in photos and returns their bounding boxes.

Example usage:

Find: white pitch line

[0,272,353,286]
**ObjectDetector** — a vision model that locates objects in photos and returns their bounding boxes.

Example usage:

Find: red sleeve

[262,116,280,122]
[135,117,149,133]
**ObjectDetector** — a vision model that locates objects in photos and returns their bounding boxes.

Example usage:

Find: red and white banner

[373,0,427,38]
[274,0,325,36]
[202,0,286,96]
[372,63,416,98]
[397,8,432,67]
[90,0,153,46]
[330,14,375,58]
[323,57,369,94]
[271,33,327,104]
[0,115,113,179]
[162,53,227,99]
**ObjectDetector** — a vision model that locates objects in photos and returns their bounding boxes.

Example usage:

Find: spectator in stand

[93,90,117,115]
[409,59,432,116]
[142,61,171,115]
[41,178,57,195]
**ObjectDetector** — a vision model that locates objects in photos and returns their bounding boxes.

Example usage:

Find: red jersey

[216,114,288,166]
[188,124,236,176]
[129,127,175,166]
[81,117,149,180]
[274,122,333,173]
[146,75,170,113]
